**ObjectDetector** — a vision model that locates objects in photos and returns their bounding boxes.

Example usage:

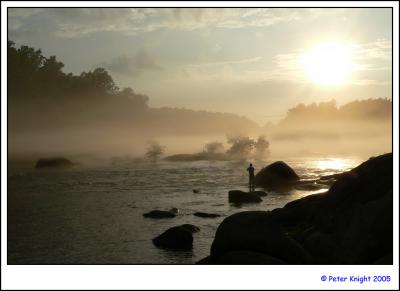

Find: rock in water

[35,157,73,169]
[228,190,262,204]
[194,212,221,218]
[255,161,299,189]
[143,210,176,218]
[152,226,193,250]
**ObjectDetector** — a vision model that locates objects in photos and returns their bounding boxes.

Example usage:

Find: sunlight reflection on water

[314,158,354,171]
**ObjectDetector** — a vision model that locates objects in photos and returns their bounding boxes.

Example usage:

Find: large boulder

[152,226,193,250]
[332,190,392,264]
[255,161,299,189]
[35,157,73,169]
[210,211,312,264]
[143,210,176,218]
[228,190,262,204]
[327,153,393,205]
[302,231,338,263]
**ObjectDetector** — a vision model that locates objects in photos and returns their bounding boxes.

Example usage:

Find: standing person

[247,163,255,192]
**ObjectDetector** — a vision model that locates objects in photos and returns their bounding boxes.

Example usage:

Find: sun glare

[317,159,349,171]
[301,42,355,86]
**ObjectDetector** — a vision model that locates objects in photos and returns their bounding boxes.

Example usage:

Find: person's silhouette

[247,163,255,192]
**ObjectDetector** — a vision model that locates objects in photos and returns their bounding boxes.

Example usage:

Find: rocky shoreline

[197,153,393,264]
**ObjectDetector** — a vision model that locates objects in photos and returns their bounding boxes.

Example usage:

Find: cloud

[8,8,304,39]
[187,56,263,68]
[267,39,392,85]
[178,56,263,81]
[355,39,392,61]
[173,38,391,86]
[101,50,162,76]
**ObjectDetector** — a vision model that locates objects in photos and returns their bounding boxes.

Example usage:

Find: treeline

[8,41,145,102]
[8,41,257,135]
[264,99,392,142]
[280,99,391,126]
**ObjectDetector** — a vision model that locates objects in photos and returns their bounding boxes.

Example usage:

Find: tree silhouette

[145,142,165,162]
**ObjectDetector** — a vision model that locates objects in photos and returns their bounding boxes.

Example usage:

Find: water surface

[8,157,361,264]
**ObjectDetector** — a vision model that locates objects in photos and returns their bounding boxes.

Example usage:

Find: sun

[301,42,355,86]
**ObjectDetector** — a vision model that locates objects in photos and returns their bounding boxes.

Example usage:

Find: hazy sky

[8,8,392,124]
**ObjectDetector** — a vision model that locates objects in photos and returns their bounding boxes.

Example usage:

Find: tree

[145,141,165,162]
[226,136,255,159]
[79,67,119,95]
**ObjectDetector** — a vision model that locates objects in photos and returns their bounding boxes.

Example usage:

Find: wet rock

[152,226,193,250]
[255,161,299,189]
[35,157,73,169]
[194,212,221,218]
[143,210,176,218]
[228,190,262,204]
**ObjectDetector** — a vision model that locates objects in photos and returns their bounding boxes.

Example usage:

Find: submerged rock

[152,226,193,250]
[255,161,299,189]
[143,210,176,218]
[228,190,262,204]
[194,212,221,218]
[35,157,74,169]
